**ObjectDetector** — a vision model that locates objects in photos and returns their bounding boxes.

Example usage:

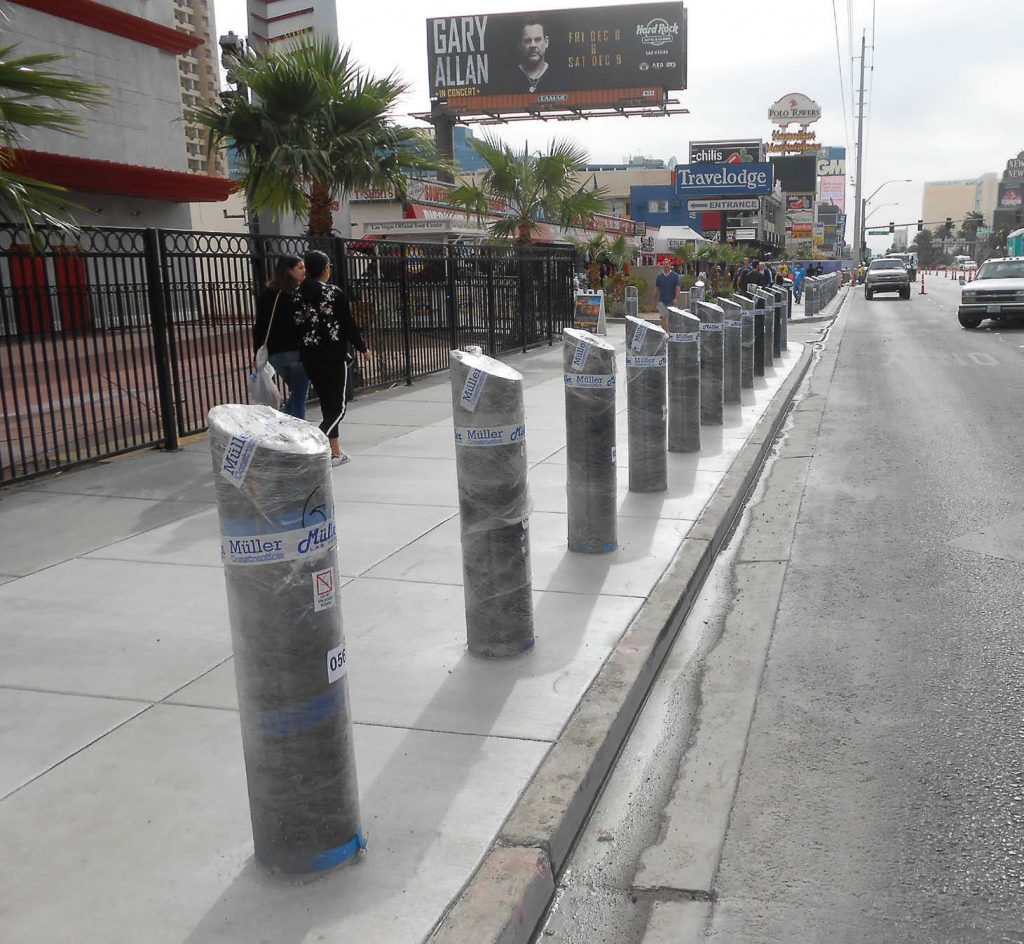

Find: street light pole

[852,31,867,265]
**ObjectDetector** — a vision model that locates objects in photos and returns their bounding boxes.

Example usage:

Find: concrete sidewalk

[0,318,826,944]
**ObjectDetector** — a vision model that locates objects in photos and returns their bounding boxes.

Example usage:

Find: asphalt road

[536,277,1024,943]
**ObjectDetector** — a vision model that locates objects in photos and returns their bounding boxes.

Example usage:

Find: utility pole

[852,31,867,264]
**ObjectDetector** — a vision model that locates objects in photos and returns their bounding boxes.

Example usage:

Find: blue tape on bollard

[308,831,367,871]
[258,687,342,737]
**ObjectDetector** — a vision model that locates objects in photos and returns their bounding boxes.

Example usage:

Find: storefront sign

[768,92,822,127]
[674,163,774,197]
[688,139,763,164]
[687,197,760,211]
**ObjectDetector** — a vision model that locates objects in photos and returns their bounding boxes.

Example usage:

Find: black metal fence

[0,224,576,484]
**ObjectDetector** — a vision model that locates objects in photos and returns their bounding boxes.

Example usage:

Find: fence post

[399,245,413,385]
[445,244,459,352]
[333,237,351,298]
[518,247,529,353]
[142,227,179,452]
[486,246,496,356]
[546,250,555,345]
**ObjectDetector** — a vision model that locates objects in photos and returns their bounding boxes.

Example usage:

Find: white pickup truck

[957,257,1024,328]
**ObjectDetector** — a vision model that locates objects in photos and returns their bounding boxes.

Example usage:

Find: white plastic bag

[247,345,282,409]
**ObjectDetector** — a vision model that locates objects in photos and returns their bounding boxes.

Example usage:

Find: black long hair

[267,254,302,293]
[303,250,331,281]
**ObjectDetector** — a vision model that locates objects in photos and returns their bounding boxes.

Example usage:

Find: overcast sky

[214,0,1024,251]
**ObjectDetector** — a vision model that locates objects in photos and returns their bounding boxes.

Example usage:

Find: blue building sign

[674,163,774,197]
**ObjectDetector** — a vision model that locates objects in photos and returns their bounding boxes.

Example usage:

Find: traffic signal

[917,220,923,232]
[945,216,953,233]
[889,222,895,234]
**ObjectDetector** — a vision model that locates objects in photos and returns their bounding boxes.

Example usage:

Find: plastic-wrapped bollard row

[624,315,668,493]
[563,327,618,553]
[209,404,363,875]
[666,306,702,453]
[695,300,725,426]
[734,294,756,389]
[717,296,744,406]
[449,350,534,658]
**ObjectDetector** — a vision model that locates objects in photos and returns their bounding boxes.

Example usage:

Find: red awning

[8,150,236,203]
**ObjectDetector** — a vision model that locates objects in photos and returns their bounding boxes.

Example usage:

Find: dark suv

[864,258,911,300]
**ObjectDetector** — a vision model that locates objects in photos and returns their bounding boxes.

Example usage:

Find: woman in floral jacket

[297,250,368,466]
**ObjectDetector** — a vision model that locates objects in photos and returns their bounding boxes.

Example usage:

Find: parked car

[957,257,1024,328]
[864,258,911,300]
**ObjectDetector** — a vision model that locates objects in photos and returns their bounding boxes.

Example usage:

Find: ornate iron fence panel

[1,224,575,484]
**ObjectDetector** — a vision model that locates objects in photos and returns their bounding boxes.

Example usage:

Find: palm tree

[194,37,442,236]
[0,42,105,232]
[448,134,608,244]
[959,210,984,258]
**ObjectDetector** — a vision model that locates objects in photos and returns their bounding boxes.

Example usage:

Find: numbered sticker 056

[327,643,348,683]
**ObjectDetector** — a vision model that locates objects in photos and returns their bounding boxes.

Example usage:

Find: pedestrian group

[252,251,369,467]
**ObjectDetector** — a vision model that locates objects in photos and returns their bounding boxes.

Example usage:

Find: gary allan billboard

[426,3,687,108]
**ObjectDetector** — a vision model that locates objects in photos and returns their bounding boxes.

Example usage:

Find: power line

[831,0,851,151]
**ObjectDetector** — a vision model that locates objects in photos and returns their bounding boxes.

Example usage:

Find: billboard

[771,154,816,193]
[426,3,687,113]
[816,146,846,177]
[999,183,1023,208]
[688,139,763,164]
[819,175,846,212]
[674,163,774,197]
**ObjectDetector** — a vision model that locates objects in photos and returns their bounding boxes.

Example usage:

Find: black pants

[303,356,348,439]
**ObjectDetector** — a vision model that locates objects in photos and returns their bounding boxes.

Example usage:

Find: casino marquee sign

[426,2,687,117]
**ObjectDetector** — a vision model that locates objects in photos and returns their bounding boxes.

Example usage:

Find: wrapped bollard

[690,280,706,305]
[735,294,756,389]
[666,306,701,453]
[746,291,766,377]
[751,287,775,369]
[769,286,783,357]
[695,300,725,426]
[209,405,363,874]
[450,350,534,658]
[624,284,639,319]
[624,315,668,493]
[772,286,789,351]
[718,296,743,406]
[563,328,617,553]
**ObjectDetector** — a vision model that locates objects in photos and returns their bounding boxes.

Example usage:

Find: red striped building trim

[9,0,203,55]
[8,150,235,203]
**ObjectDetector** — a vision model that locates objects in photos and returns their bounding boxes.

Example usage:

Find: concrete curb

[429,340,817,944]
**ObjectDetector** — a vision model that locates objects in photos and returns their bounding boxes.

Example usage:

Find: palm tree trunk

[308,180,334,237]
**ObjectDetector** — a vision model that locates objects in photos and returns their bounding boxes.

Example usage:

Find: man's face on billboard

[520,24,548,65]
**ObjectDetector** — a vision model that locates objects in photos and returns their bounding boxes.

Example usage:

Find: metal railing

[0,224,575,483]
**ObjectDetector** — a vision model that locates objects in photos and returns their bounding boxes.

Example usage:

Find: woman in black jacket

[252,255,308,418]
[297,250,368,466]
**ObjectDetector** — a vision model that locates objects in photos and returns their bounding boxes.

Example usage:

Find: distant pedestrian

[252,254,309,419]
[734,256,752,290]
[297,250,369,467]
[792,263,807,303]
[653,259,681,330]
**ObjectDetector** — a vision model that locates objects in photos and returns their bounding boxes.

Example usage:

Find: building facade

[174,0,223,174]
[4,0,232,228]
[246,0,338,54]
[922,174,998,231]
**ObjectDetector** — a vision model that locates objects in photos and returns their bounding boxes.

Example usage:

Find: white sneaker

[331,453,351,467]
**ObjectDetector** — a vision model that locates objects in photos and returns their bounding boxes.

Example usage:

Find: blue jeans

[269,350,309,419]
